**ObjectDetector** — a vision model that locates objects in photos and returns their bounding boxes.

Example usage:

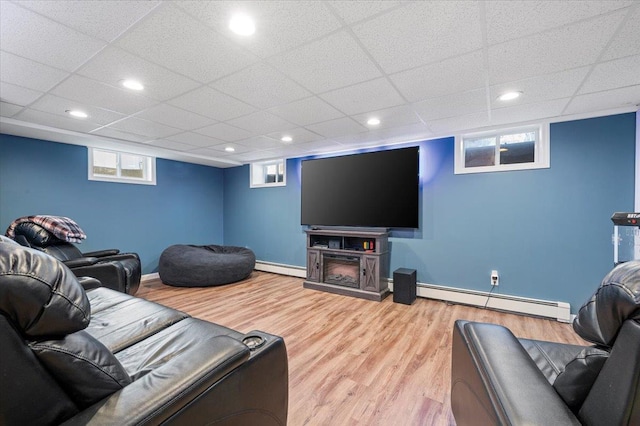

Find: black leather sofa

[0,237,288,425]
[451,260,640,425]
[11,221,141,295]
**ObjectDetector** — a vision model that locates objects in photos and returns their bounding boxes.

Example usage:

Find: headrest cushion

[0,241,90,337]
[14,222,63,247]
[573,260,640,347]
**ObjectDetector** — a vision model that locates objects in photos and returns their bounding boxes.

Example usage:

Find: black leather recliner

[0,237,288,425]
[12,221,141,295]
[451,260,640,425]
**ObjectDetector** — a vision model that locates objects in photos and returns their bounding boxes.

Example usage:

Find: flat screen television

[300,147,419,228]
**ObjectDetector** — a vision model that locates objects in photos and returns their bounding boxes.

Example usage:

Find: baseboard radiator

[147,262,571,323]
[388,280,571,323]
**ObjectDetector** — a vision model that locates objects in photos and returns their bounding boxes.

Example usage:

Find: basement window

[250,159,286,188]
[89,148,156,185]
[455,124,549,174]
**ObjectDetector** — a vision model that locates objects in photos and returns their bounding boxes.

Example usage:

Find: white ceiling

[1,0,639,168]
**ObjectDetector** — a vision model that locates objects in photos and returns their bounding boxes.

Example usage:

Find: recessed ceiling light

[121,79,144,91]
[66,109,88,118]
[281,136,293,142]
[225,146,235,152]
[497,91,522,101]
[229,14,255,36]
[367,117,381,126]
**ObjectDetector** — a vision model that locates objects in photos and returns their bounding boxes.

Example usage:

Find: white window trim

[88,147,156,185]
[250,159,286,188]
[454,123,550,174]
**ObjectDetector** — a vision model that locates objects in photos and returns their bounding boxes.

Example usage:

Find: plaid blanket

[5,215,87,243]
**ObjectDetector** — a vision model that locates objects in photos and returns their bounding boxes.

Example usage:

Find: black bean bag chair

[159,244,256,287]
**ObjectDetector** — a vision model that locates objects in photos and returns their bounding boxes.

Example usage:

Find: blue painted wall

[223,113,636,312]
[0,134,224,273]
[1,113,635,311]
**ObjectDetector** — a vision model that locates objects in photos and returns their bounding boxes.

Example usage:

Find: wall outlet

[491,270,499,286]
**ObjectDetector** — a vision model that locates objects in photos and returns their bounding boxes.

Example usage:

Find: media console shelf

[304,228,390,301]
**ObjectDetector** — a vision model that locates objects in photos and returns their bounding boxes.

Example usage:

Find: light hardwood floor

[137,271,588,426]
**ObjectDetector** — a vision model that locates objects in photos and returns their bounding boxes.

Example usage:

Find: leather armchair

[0,238,288,426]
[11,221,141,295]
[451,260,640,425]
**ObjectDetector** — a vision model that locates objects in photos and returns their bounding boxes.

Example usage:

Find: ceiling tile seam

[485,3,637,48]
[560,2,638,116]
[320,0,410,28]
[479,0,492,124]
[322,1,407,104]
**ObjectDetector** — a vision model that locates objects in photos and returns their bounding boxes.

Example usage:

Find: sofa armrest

[451,320,581,426]
[61,335,250,425]
[82,249,120,257]
[63,257,99,268]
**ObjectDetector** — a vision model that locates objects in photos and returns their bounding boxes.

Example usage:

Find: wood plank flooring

[137,271,588,426]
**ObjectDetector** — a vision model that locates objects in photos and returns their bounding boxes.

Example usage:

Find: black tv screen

[301,147,419,228]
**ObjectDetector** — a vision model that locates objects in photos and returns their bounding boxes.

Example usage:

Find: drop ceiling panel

[267,127,324,144]
[565,85,640,115]
[320,78,405,115]
[352,1,483,74]
[579,54,640,94]
[390,50,486,103]
[352,105,423,130]
[601,6,640,60]
[134,104,216,131]
[168,86,257,121]
[211,62,310,109]
[51,75,157,115]
[487,11,625,84]
[0,51,70,92]
[14,108,101,133]
[0,1,106,72]
[0,82,43,107]
[202,143,251,155]
[305,117,367,138]
[270,31,382,93]
[115,4,258,83]
[145,138,197,152]
[268,96,345,126]
[77,47,200,101]
[235,136,283,150]
[491,98,570,126]
[30,94,125,125]
[16,0,161,42]
[108,116,181,139]
[327,1,405,24]
[166,131,225,148]
[227,110,296,134]
[0,102,23,117]
[194,122,254,142]
[485,0,635,45]
[90,127,150,143]
[427,111,491,135]
[414,88,487,122]
[490,67,591,108]
[177,1,342,58]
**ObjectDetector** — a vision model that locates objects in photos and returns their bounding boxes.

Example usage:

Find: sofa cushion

[0,241,90,337]
[86,287,189,353]
[573,260,640,347]
[30,330,132,408]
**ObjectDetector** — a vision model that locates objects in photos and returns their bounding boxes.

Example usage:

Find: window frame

[88,147,156,185]
[250,159,286,188]
[454,123,550,174]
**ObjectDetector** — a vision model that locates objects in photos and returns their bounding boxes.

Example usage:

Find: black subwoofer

[393,268,417,305]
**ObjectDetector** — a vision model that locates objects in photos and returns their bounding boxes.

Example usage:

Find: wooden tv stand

[303,228,390,301]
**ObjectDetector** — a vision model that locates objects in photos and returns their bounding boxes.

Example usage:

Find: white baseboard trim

[141,272,159,283]
[255,261,307,278]
[389,279,571,323]
[163,259,571,322]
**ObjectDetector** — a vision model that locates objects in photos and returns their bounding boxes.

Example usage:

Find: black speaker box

[393,268,416,305]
